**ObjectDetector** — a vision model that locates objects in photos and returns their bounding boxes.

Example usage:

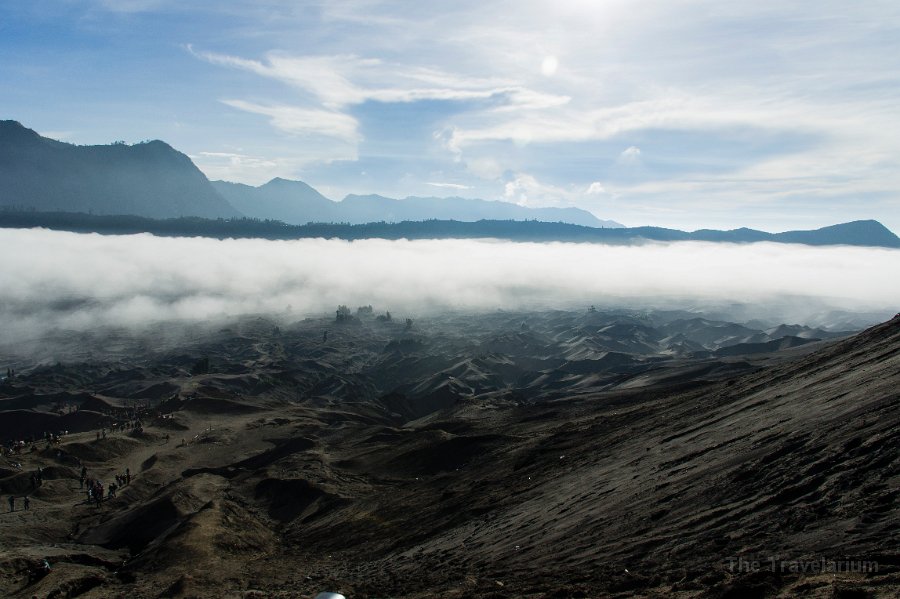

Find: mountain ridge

[0,120,239,219]
[0,120,622,227]
[0,210,897,248]
[2,121,897,243]
[212,178,621,227]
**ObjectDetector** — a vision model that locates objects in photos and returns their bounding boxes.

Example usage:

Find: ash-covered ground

[1,308,898,598]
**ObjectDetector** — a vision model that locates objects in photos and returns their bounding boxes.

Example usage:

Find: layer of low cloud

[1,229,897,347]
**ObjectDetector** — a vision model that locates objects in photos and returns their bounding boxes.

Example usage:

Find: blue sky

[2,0,899,231]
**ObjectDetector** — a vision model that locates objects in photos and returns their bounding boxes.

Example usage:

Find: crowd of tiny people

[0,401,165,580]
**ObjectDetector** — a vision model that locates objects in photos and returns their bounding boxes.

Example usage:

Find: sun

[541,55,559,76]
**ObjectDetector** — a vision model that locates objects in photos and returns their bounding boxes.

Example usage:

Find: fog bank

[2,228,898,343]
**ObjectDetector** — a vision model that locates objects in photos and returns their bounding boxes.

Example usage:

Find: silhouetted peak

[0,119,40,140]
[774,219,900,248]
[263,177,302,188]
[830,219,888,231]
[0,120,239,218]
[0,119,26,130]
[133,139,177,153]
[141,138,171,147]
[835,220,899,240]
[122,139,200,170]
[260,177,317,191]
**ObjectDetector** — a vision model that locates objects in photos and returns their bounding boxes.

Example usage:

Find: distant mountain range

[1,120,898,247]
[1,211,898,248]
[212,178,621,227]
[0,120,617,227]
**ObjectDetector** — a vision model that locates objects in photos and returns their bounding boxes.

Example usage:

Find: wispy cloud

[189,151,280,185]
[192,45,569,142]
[586,182,607,195]
[619,146,641,163]
[503,172,587,208]
[426,182,471,190]
[220,99,360,144]
[190,46,552,108]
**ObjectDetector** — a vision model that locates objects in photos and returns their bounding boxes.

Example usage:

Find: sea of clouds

[2,228,898,345]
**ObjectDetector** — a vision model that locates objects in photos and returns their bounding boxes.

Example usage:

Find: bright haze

[2,1,899,232]
[1,228,897,345]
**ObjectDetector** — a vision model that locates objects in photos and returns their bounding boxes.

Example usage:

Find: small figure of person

[8,495,14,512]
[28,558,51,584]
[23,496,30,510]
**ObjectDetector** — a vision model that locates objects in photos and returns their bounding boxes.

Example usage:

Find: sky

[1,0,899,231]
[1,228,898,347]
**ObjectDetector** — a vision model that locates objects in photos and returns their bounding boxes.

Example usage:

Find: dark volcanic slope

[0,311,897,598]
[353,315,899,596]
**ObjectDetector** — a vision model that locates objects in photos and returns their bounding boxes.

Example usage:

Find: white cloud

[220,99,360,144]
[619,145,642,164]
[1,229,897,346]
[190,151,281,185]
[426,182,472,190]
[492,88,570,112]
[192,46,557,109]
[504,172,576,207]
[504,174,536,206]
[192,44,571,163]
[445,93,823,149]
[465,157,505,180]
[194,49,378,108]
[586,182,607,195]
[504,174,618,209]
